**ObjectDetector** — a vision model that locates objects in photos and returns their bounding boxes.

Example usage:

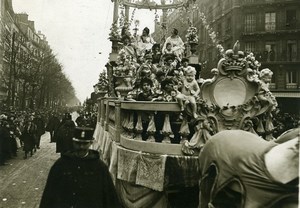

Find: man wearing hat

[40,127,121,208]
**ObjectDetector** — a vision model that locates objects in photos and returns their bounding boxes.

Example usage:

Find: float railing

[99,98,188,155]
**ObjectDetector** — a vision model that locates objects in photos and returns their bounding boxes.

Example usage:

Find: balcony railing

[286,83,298,89]
[249,51,300,63]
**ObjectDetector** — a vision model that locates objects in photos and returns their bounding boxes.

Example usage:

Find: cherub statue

[176,66,200,118]
[257,68,278,112]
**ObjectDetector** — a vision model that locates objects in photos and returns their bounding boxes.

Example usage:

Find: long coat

[55,120,76,153]
[40,150,121,208]
[46,116,60,142]
[21,123,37,152]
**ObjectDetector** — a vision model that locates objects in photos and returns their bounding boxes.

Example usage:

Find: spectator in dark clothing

[33,114,45,149]
[0,119,11,165]
[7,115,18,157]
[75,112,86,127]
[46,113,60,143]
[21,120,37,159]
[56,119,76,155]
[40,127,121,208]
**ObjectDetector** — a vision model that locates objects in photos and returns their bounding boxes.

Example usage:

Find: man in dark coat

[46,112,60,143]
[75,112,86,127]
[56,119,76,154]
[21,119,37,159]
[33,114,45,149]
[40,127,121,208]
[0,118,10,165]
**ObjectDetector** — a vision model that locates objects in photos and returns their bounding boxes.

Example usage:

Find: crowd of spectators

[0,108,97,166]
[272,112,300,137]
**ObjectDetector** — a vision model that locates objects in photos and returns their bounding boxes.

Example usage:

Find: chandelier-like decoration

[118,0,194,10]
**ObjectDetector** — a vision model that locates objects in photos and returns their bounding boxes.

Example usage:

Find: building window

[286,70,298,89]
[245,42,255,53]
[287,41,297,62]
[286,10,296,28]
[265,12,276,31]
[244,14,256,32]
[263,42,276,62]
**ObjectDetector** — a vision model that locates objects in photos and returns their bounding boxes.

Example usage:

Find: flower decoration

[114,49,137,77]
[162,89,178,102]
[97,71,109,91]
[245,52,261,71]
[109,21,121,40]
[185,26,198,43]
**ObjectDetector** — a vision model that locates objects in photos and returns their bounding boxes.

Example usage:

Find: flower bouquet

[185,26,199,43]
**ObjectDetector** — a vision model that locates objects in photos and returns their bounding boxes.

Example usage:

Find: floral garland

[198,11,225,57]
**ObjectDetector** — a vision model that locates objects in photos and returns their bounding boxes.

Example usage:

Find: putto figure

[176,66,200,118]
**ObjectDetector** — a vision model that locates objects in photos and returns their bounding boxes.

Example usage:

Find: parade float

[92,0,282,207]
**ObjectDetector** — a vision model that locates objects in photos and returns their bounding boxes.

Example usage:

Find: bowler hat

[73,127,94,142]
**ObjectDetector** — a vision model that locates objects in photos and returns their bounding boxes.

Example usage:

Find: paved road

[0,132,59,208]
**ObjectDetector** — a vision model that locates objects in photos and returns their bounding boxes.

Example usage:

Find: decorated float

[90,0,293,207]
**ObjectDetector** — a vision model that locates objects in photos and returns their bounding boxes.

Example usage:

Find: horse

[198,128,299,208]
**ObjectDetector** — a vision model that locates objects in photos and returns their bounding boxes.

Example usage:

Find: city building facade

[0,0,51,109]
[152,0,300,114]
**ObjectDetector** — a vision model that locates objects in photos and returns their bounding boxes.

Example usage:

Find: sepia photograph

[0,0,299,207]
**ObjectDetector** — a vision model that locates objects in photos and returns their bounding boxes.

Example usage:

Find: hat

[164,54,175,62]
[73,127,94,142]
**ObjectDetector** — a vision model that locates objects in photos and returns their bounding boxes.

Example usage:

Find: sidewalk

[0,132,59,208]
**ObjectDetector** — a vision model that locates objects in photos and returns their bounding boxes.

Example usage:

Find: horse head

[198,129,299,208]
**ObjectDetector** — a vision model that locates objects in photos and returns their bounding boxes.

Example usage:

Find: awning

[272,92,300,98]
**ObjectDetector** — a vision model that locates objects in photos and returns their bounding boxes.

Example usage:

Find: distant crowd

[0,109,97,166]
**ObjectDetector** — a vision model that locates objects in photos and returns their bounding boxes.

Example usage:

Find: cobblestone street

[0,132,59,208]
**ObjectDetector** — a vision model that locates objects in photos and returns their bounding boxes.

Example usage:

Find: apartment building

[153,0,300,113]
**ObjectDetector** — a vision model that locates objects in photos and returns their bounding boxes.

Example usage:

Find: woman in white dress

[162,28,185,60]
[136,27,155,57]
